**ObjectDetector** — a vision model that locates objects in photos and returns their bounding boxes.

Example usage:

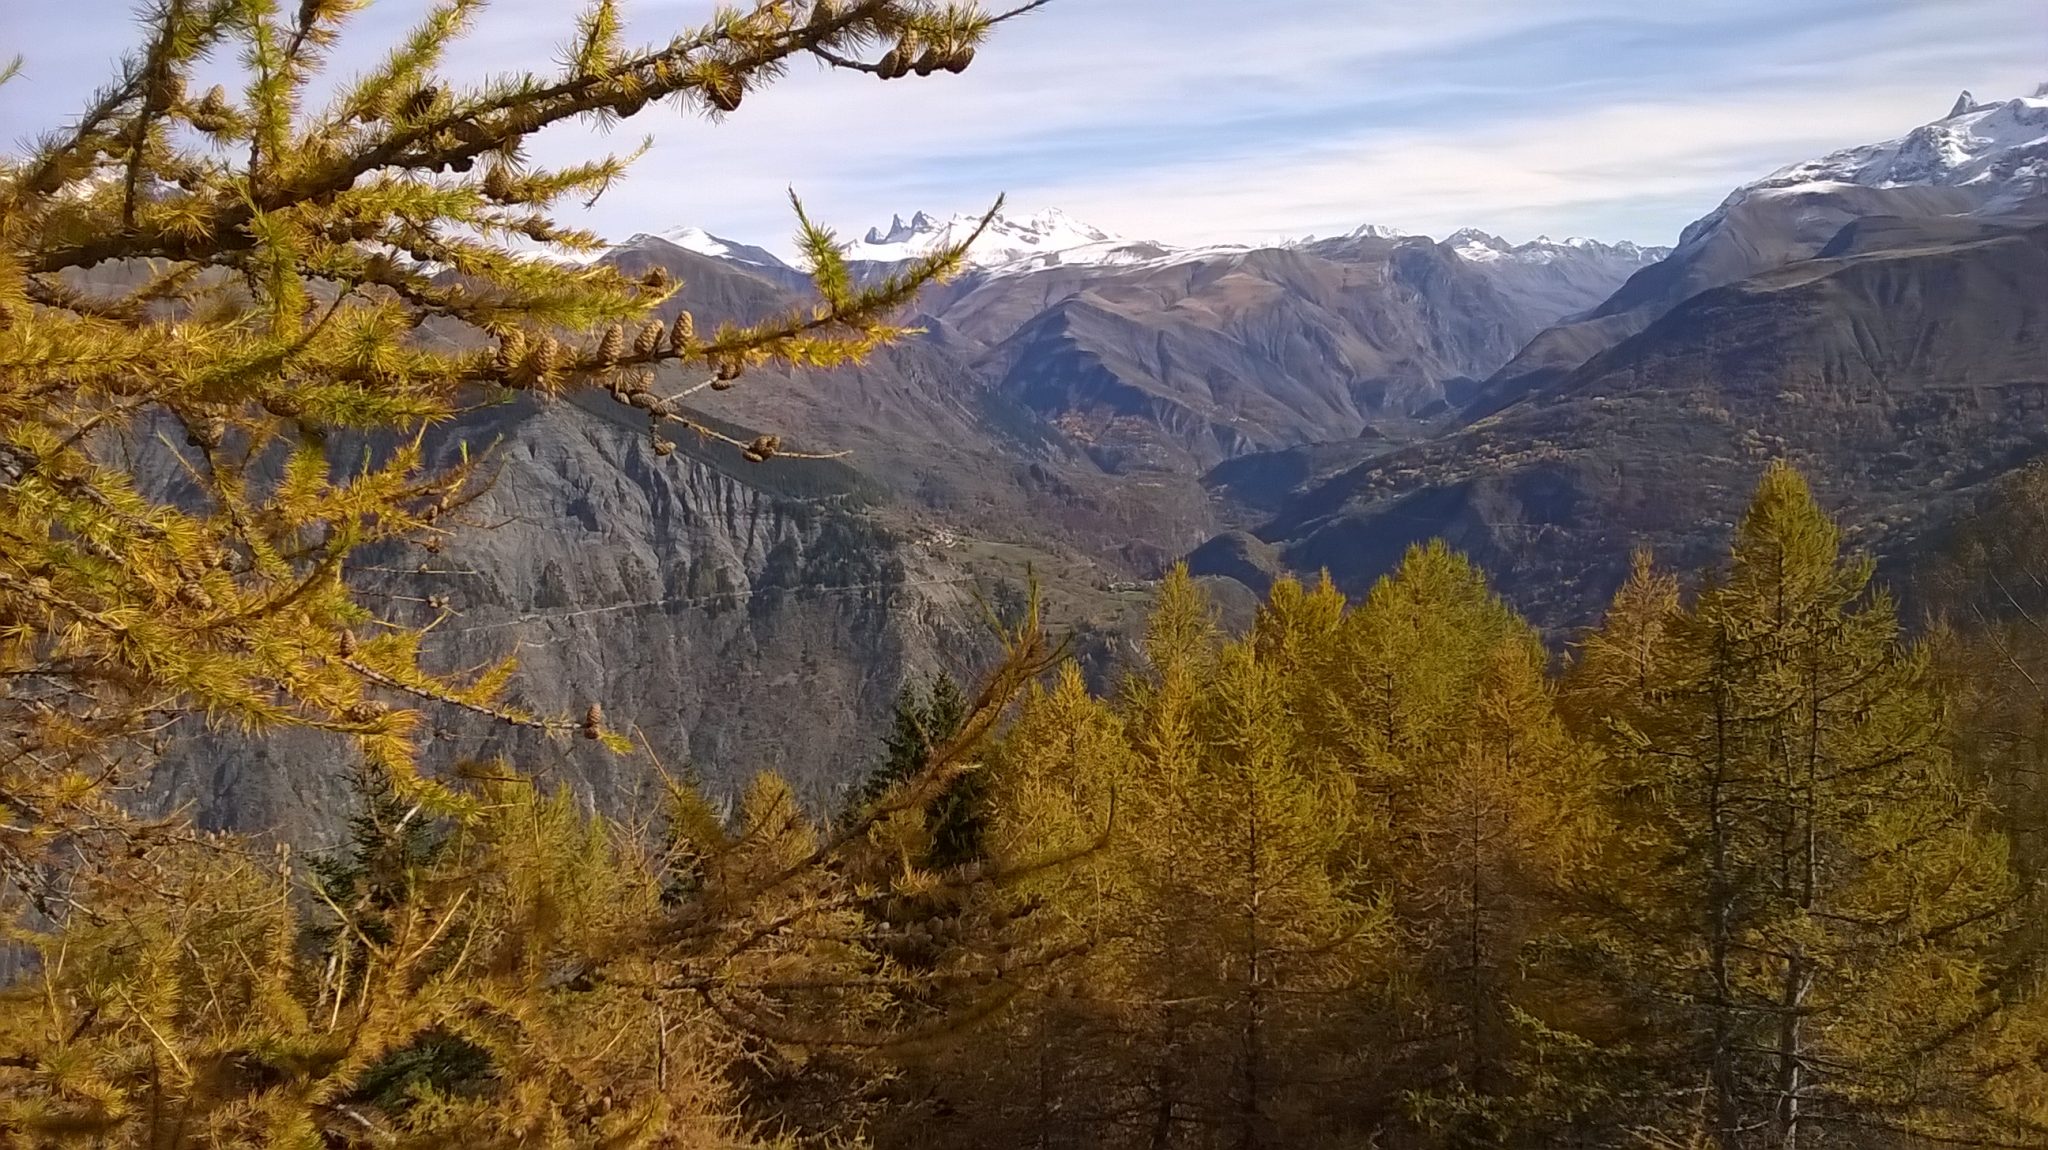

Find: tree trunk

[1709,644,1744,1150]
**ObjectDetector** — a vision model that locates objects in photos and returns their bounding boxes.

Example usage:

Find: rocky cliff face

[146,391,991,847]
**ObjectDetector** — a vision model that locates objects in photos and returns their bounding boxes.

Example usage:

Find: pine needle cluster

[0,0,1045,896]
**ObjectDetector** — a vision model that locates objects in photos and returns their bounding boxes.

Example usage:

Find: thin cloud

[2,0,2039,251]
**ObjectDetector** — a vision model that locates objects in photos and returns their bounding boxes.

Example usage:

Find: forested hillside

[6,1,2048,1147]
[11,462,2048,1148]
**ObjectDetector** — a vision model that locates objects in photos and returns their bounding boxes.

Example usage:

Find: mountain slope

[928,231,1661,474]
[1226,217,2048,626]
[1464,90,2048,419]
[143,390,996,842]
[602,212,1662,561]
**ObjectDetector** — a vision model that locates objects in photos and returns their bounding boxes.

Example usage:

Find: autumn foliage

[8,3,2048,1149]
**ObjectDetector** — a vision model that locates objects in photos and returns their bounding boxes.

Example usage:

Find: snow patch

[843,207,1125,269]
[655,226,732,259]
[618,211,1666,281]
[1677,87,2048,250]
[1438,228,1666,266]
[1745,89,2048,203]
[610,227,790,270]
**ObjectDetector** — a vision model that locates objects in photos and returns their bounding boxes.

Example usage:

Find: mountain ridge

[1196,86,2048,627]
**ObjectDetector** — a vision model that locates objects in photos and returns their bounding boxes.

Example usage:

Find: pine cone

[337,630,358,657]
[582,703,605,740]
[345,701,387,725]
[653,438,675,457]
[482,163,516,201]
[943,44,976,74]
[913,47,943,77]
[178,583,214,611]
[670,310,695,352]
[404,84,440,120]
[878,37,915,80]
[742,435,780,463]
[531,334,560,383]
[148,68,184,111]
[634,321,664,356]
[263,392,304,418]
[597,323,624,371]
[495,328,526,377]
[185,414,227,450]
[190,84,232,132]
[449,155,475,173]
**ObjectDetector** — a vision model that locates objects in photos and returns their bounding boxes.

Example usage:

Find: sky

[1,0,2042,254]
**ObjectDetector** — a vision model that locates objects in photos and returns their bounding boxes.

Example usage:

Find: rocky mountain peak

[864,211,943,246]
[844,207,1123,268]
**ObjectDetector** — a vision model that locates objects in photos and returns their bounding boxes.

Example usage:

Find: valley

[155,85,2048,826]
[11,5,2048,1144]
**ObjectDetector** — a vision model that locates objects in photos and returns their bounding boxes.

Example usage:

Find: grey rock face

[148,391,988,848]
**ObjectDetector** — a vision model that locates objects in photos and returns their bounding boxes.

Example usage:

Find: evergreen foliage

[0,0,1044,903]
[861,472,2048,1150]
[0,581,1066,1146]
[9,36,2048,1129]
[851,673,983,869]
[11,462,2048,1147]
[1552,463,2040,1148]
[0,776,765,1147]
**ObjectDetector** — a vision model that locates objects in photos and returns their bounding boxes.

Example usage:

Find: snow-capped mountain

[612,208,1668,281]
[1442,228,1667,266]
[1683,86,2048,245]
[622,225,790,270]
[1756,88,2046,198]
[1284,222,1409,245]
[838,207,1339,276]
[842,208,1131,268]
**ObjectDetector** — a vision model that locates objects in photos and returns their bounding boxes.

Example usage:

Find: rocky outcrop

[146,391,991,847]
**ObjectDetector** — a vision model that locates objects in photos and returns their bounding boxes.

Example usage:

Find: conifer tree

[0,0,1049,901]
[876,661,1134,1148]
[968,569,1392,1149]
[0,586,1069,1144]
[0,772,772,1148]
[1559,463,2039,1148]
[1923,461,2048,877]
[1297,544,1596,1142]
[851,672,984,869]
